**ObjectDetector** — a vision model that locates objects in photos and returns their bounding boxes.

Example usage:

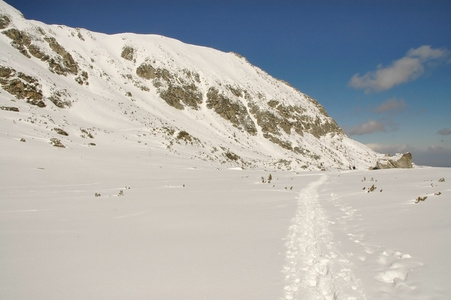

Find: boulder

[121,46,135,61]
[374,152,413,169]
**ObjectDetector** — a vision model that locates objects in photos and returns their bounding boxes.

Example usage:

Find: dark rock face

[151,67,203,110]
[0,66,45,106]
[160,84,203,110]
[0,65,12,78]
[28,44,50,61]
[2,28,32,57]
[247,95,342,151]
[75,71,89,86]
[0,106,19,112]
[121,46,135,61]
[2,28,80,77]
[53,128,69,136]
[44,37,79,75]
[50,138,65,148]
[0,14,11,29]
[49,89,72,108]
[375,152,413,169]
[136,63,156,80]
[206,87,257,135]
[250,103,284,135]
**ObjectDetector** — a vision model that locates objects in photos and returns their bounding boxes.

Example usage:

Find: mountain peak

[0,0,379,170]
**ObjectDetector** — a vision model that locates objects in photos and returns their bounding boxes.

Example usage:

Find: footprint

[375,268,408,283]
[377,255,388,265]
[394,251,412,259]
[364,247,376,255]
[358,255,366,261]
[374,248,422,292]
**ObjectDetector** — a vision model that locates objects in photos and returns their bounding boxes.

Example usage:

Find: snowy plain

[1,130,450,299]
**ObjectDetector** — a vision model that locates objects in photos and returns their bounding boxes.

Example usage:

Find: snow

[1,128,451,299]
[0,139,289,299]
[1,1,451,299]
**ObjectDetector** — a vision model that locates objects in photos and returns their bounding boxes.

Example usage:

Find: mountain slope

[0,0,378,170]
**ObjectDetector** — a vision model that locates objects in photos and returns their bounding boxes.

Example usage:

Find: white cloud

[347,120,386,135]
[349,45,450,92]
[438,128,451,136]
[366,143,410,154]
[374,97,406,114]
[407,46,450,60]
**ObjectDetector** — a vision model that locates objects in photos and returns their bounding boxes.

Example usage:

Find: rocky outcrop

[75,71,89,86]
[2,28,32,57]
[0,66,45,107]
[48,89,71,108]
[2,28,80,77]
[0,106,19,112]
[28,44,50,61]
[2,27,50,62]
[53,128,69,136]
[160,83,203,110]
[206,87,257,134]
[250,98,341,138]
[0,14,11,29]
[136,63,156,80]
[374,152,413,169]
[50,138,65,148]
[152,67,203,110]
[121,46,135,61]
[44,37,79,75]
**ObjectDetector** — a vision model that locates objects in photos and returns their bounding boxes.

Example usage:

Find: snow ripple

[282,175,366,300]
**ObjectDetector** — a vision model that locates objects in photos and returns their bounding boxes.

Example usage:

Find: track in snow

[282,175,366,300]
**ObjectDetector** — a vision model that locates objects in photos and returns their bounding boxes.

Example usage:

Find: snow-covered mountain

[0,0,379,170]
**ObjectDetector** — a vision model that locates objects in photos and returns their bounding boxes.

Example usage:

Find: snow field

[0,137,297,299]
[1,131,450,300]
[319,168,451,300]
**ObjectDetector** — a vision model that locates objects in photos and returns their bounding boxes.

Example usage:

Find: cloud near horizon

[373,97,406,114]
[411,145,451,167]
[366,143,411,154]
[366,143,451,167]
[347,120,387,135]
[438,128,451,136]
[349,45,450,93]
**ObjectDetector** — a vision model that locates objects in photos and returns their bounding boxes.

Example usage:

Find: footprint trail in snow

[328,192,424,300]
[282,175,366,300]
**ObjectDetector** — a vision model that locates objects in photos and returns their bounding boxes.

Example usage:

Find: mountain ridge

[0,0,380,170]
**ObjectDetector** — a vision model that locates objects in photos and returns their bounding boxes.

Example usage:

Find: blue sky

[7,0,451,166]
